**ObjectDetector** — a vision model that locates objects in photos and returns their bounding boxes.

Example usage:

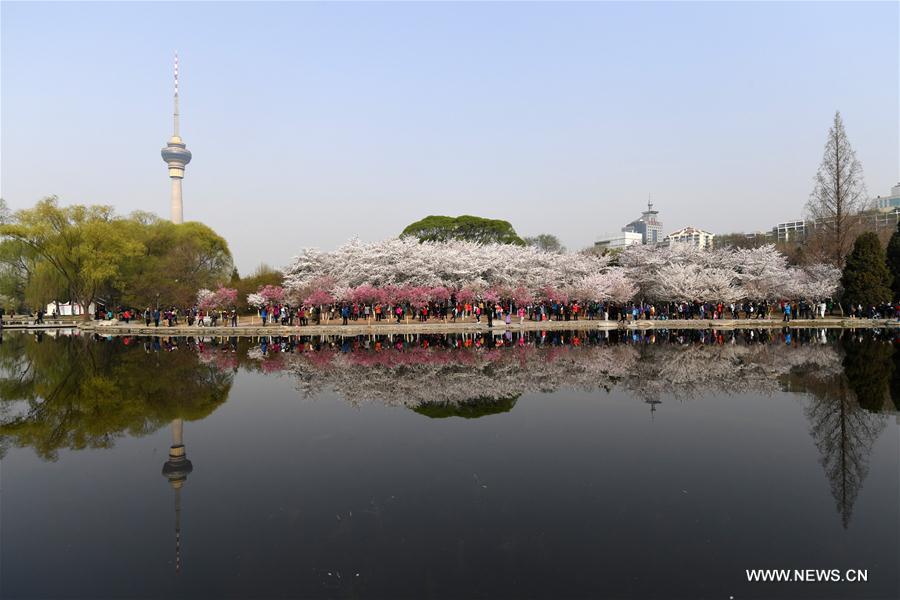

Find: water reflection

[1,328,897,535]
[243,329,883,411]
[0,333,232,460]
[2,329,898,439]
[1,328,898,597]
[162,418,193,574]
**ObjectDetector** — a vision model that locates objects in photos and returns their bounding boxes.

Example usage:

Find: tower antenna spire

[173,52,180,137]
[162,52,191,224]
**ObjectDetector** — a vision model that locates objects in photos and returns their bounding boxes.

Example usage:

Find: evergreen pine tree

[886,221,900,300]
[840,232,892,309]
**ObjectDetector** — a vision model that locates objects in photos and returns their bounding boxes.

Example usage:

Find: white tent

[45,301,96,316]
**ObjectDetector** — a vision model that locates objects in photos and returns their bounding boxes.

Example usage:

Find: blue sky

[2,1,897,272]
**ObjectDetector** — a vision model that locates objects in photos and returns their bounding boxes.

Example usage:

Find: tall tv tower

[161,53,192,224]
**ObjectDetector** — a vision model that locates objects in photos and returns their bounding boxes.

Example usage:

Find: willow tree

[1,198,234,312]
[0,197,144,318]
[805,111,868,266]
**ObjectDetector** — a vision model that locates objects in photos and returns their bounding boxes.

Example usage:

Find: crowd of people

[79,297,900,328]
[249,297,900,326]
[93,306,241,327]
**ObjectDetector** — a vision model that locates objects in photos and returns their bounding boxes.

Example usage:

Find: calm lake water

[1,328,898,599]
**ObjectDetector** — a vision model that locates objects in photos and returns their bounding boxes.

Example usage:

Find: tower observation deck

[161,53,192,224]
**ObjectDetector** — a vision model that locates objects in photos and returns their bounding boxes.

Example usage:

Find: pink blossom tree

[429,286,451,302]
[482,289,500,304]
[213,287,238,308]
[200,287,238,310]
[379,284,401,305]
[351,283,379,304]
[540,286,568,305]
[456,287,476,305]
[304,289,334,307]
[196,288,214,310]
[257,285,285,304]
[511,286,533,306]
[406,286,432,310]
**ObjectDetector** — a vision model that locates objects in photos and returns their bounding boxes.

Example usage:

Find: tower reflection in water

[161,418,192,574]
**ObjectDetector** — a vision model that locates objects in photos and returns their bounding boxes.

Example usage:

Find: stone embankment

[4,316,896,336]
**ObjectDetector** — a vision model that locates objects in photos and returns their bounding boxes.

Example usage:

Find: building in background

[771,220,807,243]
[716,182,900,249]
[874,183,900,211]
[661,226,715,249]
[594,231,643,251]
[161,53,192,224]
[622,200,663,245]
[865,206,900,231]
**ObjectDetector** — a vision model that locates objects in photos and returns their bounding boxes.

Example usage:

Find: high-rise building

[161,53,192,224]
[622,200,663,244]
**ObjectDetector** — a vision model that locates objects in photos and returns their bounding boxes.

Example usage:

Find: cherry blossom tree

[573,269,637,303]
[734,245,791,301]
[405,286,432,309]
[602,268,639,304]
[510,286,534,306]
[257,284,285,304]
[199,286,238,310]
[331,285,353,303]
[283,237,609,294]
[280,236,840,308]
[214,287,238,308]
[196,288,214,309]
[788,264,842,301]
[304,289,334,307]
[482,289,500,303]
[350,283,379,304]
[246,292,265,309]
[456,287,476,305]
[430,286,451,302]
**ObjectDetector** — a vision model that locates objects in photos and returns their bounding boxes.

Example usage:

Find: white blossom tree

[247,292,265,309]
[281,236,841,308]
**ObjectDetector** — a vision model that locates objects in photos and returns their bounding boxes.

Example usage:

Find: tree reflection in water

[0,332,234,460]
[1,327,897,531]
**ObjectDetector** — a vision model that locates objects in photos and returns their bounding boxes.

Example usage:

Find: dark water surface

[1,328,898,599]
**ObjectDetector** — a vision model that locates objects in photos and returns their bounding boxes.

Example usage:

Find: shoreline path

[4,316,897,335]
